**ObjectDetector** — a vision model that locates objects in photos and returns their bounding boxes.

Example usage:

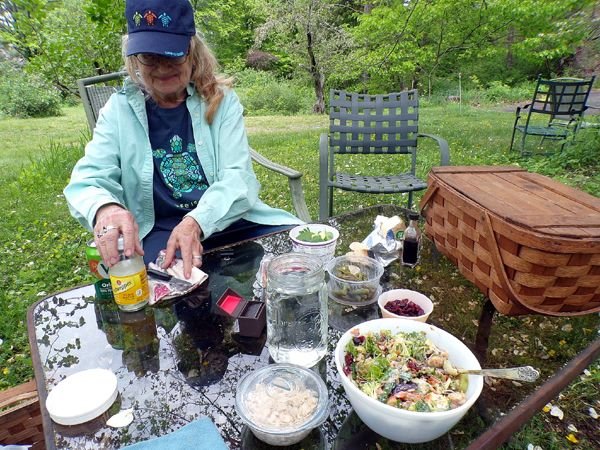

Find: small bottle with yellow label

[109,236,149,312]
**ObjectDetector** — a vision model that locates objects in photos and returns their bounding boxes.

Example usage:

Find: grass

[0,102,598,448]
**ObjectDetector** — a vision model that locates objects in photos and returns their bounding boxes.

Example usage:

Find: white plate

[46,368,118,425]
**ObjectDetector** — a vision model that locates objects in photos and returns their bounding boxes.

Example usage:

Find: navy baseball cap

[126,0,196,57]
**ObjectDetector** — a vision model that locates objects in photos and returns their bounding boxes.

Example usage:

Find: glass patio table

[27,205,600,450]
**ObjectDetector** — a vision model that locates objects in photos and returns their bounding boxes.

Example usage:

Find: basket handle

[419,180,439,213]
[482,210,533,312]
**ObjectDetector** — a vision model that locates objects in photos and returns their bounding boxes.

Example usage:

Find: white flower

[550,405,564,420]
[527,444,543,450]
[589,407,599,419]
[567,424,578,432]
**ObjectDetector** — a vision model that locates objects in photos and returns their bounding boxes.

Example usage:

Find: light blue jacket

[64,80,302,240]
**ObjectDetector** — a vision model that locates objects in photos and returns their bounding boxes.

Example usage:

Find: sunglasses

[135,53,189,67]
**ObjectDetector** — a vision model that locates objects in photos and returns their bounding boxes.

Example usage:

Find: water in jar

[266,253,328,368]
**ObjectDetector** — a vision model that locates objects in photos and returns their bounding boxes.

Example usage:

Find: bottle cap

[408,212,420,220]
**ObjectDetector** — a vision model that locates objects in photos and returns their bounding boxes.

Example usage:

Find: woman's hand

[163,216,203,279]
[94,204,143,267]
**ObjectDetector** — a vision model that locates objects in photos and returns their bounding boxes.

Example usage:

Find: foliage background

[0,0,599,447]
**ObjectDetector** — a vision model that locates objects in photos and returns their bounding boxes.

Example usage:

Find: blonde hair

[122,33,232,124]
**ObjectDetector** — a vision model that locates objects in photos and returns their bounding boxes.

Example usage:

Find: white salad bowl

[334,318,483,443]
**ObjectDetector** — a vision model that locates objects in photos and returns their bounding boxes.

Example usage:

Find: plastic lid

[46,368,118,425]
[409,211,420,220]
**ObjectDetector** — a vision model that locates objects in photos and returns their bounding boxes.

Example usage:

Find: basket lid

[428,166,600,239]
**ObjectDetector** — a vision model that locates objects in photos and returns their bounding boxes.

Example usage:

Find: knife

[147,267,194,291]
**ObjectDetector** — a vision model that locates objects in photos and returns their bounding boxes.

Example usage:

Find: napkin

[148,259,208,305]
[121,417,228,450]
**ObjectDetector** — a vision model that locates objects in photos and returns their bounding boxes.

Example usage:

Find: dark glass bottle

[401,212,421,267]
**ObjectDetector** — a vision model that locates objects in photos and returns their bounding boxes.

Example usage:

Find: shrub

[233,69,314,115]
[0,64,62,118]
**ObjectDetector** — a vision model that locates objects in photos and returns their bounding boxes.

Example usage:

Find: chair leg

[509,128,517,152]
[407,191,413,210]
[328,185,334,218]
[520,133,527,156]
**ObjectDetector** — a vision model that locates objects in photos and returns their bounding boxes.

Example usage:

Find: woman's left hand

[163,216,203,279]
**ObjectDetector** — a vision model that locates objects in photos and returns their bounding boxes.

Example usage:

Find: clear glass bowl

[235,363,329,446]
[326,255,384,306]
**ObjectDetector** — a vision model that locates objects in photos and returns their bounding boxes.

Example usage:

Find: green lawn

[0,102,598,449]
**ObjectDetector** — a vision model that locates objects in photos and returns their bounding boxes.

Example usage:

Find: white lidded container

[235,363,329,446]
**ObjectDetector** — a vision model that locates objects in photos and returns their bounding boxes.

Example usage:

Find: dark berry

[384,298,425,317]
[352,335,365,345]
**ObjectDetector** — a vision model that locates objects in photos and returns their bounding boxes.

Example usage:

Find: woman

[64,0,302,279]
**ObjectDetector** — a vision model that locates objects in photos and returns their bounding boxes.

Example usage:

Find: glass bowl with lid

[235,363,329,446]
[326,254,384,306]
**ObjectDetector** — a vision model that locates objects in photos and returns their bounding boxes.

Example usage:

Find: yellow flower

[543,403,552,413]
[559,339,566,347]
[2,367,9,375]
[548,349,556,357]
[566,434,578,444]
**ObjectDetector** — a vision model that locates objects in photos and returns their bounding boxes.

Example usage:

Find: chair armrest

[515,103,532,118]
[249,148,311,222]
[318,133,331,220]
[418,133,450,166]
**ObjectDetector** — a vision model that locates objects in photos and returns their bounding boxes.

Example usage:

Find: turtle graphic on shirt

[153,135,207,199]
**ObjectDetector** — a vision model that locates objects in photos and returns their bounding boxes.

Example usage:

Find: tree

[346,0,596,94]
[254,0,353,113]
[192,0,263,67]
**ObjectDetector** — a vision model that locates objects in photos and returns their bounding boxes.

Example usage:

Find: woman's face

[136,54,193,107]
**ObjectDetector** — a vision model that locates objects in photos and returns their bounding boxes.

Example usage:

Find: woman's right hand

[93,204,143,267]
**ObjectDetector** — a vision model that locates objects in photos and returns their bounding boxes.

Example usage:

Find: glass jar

[109,237,149,312]
[265,253,328,368]
[401,212,421,267]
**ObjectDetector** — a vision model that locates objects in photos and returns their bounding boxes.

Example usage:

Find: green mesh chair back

[319,89,449,219]
[510,75,595,155]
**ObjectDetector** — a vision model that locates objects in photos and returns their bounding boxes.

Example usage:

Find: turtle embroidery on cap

[143,10,157,26]
[158,12,172,27]
[132,11,143,26]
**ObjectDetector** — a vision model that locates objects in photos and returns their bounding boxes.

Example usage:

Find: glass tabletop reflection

[28,205,600,450]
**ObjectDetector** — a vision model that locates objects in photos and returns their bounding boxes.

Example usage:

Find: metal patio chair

[318,89,450,219]
[77,72,311,222]
[509,75,596,155]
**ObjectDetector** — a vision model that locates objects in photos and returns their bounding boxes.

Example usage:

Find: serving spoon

[456,365,540,382]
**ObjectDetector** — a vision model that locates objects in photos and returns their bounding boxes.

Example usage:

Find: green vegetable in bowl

[297,227,334,243]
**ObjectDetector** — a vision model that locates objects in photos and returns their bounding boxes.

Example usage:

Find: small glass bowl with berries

[377,289,433,322]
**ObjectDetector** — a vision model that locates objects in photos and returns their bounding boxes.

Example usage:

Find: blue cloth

[121,417,228,450]
[143,218,293,264]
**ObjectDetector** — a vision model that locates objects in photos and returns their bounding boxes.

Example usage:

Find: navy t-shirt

[147,99,209,230]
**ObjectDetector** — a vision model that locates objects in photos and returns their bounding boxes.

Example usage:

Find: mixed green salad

[343,329,468,412]
[296,226,334,243]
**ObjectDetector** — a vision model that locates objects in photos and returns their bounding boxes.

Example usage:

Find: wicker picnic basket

[420,166,600,316]
[0,380,45,449]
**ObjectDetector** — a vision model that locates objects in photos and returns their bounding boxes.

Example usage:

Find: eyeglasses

[135,53,189,67]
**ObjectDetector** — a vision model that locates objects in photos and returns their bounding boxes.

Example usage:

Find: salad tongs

[457,366,540,382]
